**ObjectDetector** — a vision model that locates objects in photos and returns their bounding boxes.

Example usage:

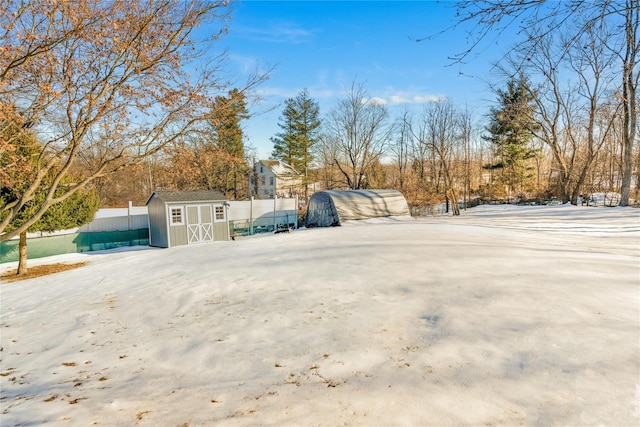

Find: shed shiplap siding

[213,221,228,240]
[168,204,188,247]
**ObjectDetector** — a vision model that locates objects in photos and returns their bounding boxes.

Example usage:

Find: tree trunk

[304,163,309,202]
[619,0,638,207]
[450,188,461,216]
[17,231,28,275]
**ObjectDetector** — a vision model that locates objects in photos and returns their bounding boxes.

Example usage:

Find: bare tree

[446,0,639,206]
[617,1,639,206]
[411,100,462,215]
[325,81,391,190]
[315,133,342,190]
[500,21,620,204]
[0,0,268,241]
[390,110,413,191]
[566,22,620,203]
[459,106,474,208]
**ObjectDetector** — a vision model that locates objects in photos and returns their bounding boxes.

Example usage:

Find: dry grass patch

[0,262,88,282]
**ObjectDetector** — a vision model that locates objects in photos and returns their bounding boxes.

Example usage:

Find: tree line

[62,2,638,214]
[84,69,638,217]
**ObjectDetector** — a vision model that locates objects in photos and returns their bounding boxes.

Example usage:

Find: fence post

[128,200,132,230]
[273,195,277,231]
[250,196,254,235]
[295,195,299,229]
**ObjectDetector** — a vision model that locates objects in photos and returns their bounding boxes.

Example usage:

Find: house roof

[260,160,301,177]
[146,190,228,205]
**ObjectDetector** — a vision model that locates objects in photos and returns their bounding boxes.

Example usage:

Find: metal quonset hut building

[146,190,230,248]
[305,189,411,227]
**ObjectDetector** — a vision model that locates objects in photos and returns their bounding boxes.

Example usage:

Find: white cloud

[228,53,261,75]
[357,93,444,107]
[389,95,410,104]
[256,87,300,99]
[389,94,445,104]
[310,88,337,99]
[237,22,314,44]
[255,87,337,101]
[363,97,388,105]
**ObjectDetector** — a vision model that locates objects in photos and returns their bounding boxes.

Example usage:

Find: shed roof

[146,190,228,205]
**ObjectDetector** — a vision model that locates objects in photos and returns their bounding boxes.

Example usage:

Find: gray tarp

[305,189,410,227]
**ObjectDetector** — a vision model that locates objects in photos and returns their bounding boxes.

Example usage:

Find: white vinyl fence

[86,197,299,236]
[83,197,299,235]
[228,196,298,235]
[1,197,300,263]
[78,204,149,232]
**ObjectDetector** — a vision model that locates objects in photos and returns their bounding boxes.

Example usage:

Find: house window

[269,176,274,186]
[214,205,225,222]
[170,207,184,225]
[261,176,266,185]
[260,166,264,173]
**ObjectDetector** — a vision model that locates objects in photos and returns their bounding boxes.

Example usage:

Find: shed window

[214,205,225,222]
[170,207,184,225]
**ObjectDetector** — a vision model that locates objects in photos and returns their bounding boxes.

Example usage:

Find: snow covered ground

[1,204,639,426]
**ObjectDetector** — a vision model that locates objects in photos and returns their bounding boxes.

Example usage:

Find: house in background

[146,190,230,248]
[250,160,303,199]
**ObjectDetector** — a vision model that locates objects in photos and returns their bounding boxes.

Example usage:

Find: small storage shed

[305,189,411,227]
[146,190,230,248]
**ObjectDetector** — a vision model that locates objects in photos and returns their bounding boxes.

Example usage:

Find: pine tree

[211,88,248,158]
[208,88,250,199]
[484,77,539,199]
[270,89,321,200]
[271,103,300,167]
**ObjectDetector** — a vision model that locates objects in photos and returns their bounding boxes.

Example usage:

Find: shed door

[186,205,214,244]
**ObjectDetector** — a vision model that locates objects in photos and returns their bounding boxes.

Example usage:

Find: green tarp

[0,229,149,263]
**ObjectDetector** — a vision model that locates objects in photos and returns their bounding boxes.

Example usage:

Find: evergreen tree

[14,185,99,275]
[484,77,539,199]
[208,88,250,199]
[271,103,298,167]
[1,124,99,275]
[270,89,321,199]
[210,88,248,158]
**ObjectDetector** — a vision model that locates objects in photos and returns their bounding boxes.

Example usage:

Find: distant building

[250,160,303,199]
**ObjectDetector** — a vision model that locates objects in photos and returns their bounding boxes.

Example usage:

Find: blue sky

[220,0,514,159]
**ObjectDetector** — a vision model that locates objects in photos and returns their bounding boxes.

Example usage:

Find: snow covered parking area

[1,204,639,426]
